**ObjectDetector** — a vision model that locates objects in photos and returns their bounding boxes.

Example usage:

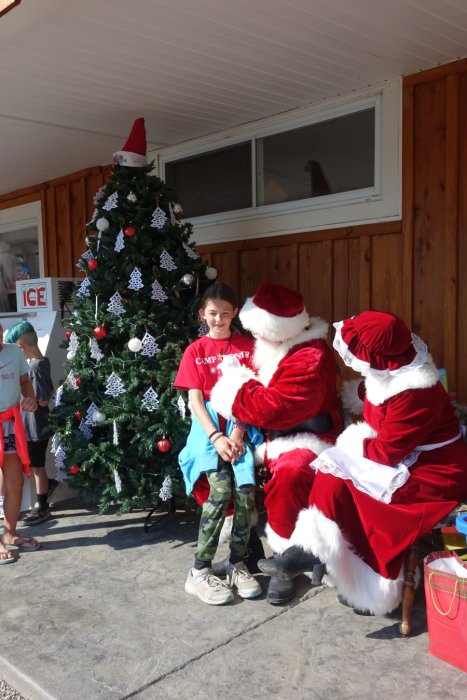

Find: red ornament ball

[74,410,82,421]
[69,464,80,475]
[75,377,81,387]
[65,330,72,339]
[93,325,107,339]
[156,438,172,453]
[88,258,99,271]
[124,226,136,237]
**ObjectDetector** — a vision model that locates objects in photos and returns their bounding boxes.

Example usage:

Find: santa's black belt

[268,413,333,440]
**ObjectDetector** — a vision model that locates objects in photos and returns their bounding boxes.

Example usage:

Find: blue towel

[178,401,263,494]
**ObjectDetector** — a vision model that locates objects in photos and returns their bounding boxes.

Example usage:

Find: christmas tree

[49,118,216,513]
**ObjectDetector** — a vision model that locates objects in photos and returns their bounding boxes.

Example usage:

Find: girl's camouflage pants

[195,459,255,564]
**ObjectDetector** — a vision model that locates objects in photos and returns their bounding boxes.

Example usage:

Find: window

[165,142,252,218]
[257,108,375,206]
[155,83,401,244]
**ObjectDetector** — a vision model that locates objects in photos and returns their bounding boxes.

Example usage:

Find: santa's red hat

[333,310,427,376]
[239,281,309,343]
[113,117,147,168]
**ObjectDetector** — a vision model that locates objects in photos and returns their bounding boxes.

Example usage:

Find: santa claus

[210,281,342,604]
[258,310,467,615]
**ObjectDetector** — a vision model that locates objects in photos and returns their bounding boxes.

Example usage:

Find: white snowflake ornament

[115,229,125,252]
[85,402,100,426]
[103,192,118,211]
[79,420,93,441]
[141,387,160,412]
[128,267,144,291]
[68,333,79,354]
[107,291,126,315]
[54,446,66,477]
[151,279,168,302]
[54,385,64,407]
[159,476,173,501]
[159,250,177,271]
[141,332,161,357]
[182,242,199,259]
[104,372,126,396]
[89,337,104,361]
[198,320,209,337]
[66,372,78,391]
[87,208,98,225]
[76,277,91,298]
[150,206,167,229]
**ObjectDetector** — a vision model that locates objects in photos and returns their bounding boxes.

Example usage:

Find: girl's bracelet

[211,433,224,445]
[208,429,219,439]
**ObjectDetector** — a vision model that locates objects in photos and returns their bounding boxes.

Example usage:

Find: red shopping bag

[424,551,467,673]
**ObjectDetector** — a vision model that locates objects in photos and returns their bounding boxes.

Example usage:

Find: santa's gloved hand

[218,355,241,376]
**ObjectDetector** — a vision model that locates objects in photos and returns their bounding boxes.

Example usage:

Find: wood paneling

[412,79,447,364]
[457,72,467,401]
[2,58,467,399]
[0,166,108,279]
[403,59,467,398]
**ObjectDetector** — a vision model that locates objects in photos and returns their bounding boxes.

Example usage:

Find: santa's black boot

[258,546,321,580]
[266,575,296,605]
[245,526,265,574]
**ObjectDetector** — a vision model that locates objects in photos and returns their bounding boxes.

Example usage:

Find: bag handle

[428,572,459,616]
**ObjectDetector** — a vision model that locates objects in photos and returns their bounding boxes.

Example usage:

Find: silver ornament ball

[182,273,195,287]
[173,203,183,216]
[94,411,106,423]
[127,192,138,203]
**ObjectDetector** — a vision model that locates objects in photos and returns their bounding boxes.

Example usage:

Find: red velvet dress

[291,368,467,615]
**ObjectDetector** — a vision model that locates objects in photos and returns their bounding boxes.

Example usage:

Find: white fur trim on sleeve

[336,421,377,456]
[340,379,364,416]
[266,433,332,462]
[210,365,257,420]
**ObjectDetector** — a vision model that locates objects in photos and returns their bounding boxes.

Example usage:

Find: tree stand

[144,496,176,532]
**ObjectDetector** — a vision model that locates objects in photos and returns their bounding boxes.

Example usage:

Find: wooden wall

[198,221,404,383]
[0,165,109,277]
[1,58,467,398]
[403,58,467,401]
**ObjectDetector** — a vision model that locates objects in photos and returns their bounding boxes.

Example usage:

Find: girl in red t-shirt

[174,283,263,605]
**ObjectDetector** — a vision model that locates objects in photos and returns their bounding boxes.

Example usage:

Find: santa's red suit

[288,311,467,615]
[210,282,341,554]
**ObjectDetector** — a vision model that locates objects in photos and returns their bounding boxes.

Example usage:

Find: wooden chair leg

[399,544,420,637]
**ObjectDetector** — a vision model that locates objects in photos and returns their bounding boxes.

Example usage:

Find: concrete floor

[0,498,465,700]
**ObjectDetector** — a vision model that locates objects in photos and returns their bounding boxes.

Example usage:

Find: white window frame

[154,80,401,245]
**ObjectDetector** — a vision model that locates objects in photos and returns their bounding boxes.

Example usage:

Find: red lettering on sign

[22,285,47,308]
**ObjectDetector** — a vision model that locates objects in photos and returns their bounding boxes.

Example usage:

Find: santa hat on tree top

[113,117,147,168]
[239,281,310,343]
[333,310,428,377]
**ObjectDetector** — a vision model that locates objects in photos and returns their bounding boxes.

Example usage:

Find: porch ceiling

[1,0,466,196]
